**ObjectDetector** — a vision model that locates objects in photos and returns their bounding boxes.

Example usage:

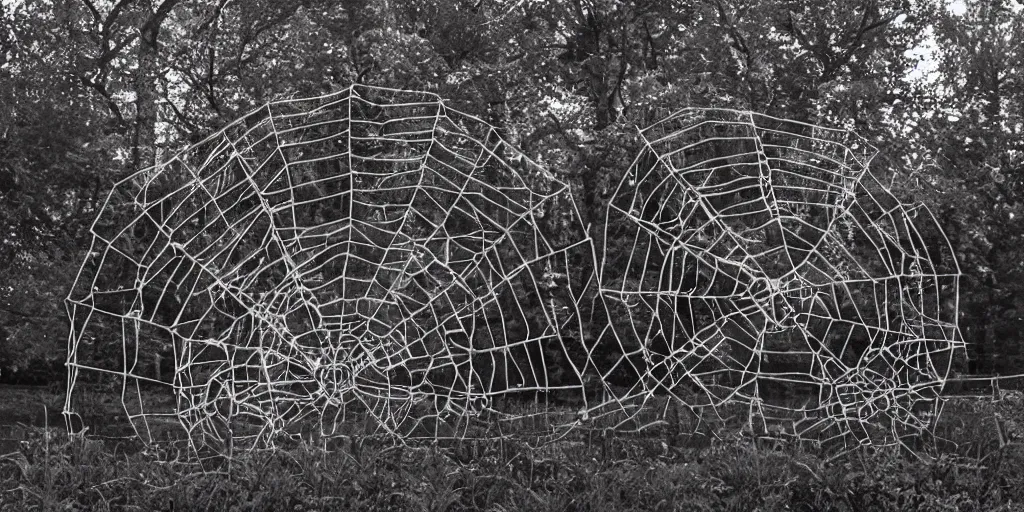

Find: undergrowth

[1,394,1023,511]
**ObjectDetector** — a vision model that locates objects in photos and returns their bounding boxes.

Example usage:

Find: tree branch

[609,19,630,119]
[101,0,133,38]
[74,73,129,131]
[153,0,182,25]
[195,0,232,34]
[79,0,102,25]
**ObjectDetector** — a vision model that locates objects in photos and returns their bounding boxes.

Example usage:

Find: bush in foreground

[1,433,1023,510]
[1,393,1023,511]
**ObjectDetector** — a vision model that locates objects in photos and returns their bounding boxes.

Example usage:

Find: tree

[0,1,122,382]
[900,0,1024,373]
[1,0,1021,383]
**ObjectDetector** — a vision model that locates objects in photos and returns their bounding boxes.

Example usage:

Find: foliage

[0,1,125,383]
[2,0,1023,383]
[2,393,1024,511]
[2,2,1024,507]
[897,0,1024,374]
[0,258,77,383]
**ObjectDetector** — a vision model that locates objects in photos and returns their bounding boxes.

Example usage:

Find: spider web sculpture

[600,109,963,447]
[64,85,601,456]
[65,89,963,456]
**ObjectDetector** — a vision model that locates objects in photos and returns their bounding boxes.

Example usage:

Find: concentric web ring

[599,108,964,447]
[65,85,600,456]
[65,91,963,457]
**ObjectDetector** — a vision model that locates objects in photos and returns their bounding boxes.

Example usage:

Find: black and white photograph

[1,0,1022,509]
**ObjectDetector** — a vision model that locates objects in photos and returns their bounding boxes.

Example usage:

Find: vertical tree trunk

[132,0,181,381]
[132,1,156,171]
[132,0,180,172]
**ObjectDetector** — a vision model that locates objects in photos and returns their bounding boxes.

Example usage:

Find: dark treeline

[1,0,1023,384]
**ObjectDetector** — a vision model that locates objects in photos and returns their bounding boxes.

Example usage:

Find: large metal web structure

[65,85,600,454]
[600,109,963,444]
[65,88,962,457]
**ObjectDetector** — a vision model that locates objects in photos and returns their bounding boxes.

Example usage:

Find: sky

[905,0,1023,84]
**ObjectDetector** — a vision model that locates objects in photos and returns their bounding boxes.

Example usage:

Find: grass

[2,388,1024,511]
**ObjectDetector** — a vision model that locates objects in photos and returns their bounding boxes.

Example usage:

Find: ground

[1,385,1024,511]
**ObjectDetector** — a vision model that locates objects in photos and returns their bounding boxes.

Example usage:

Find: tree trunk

[132,0,181,172]
[133,12,157,171]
